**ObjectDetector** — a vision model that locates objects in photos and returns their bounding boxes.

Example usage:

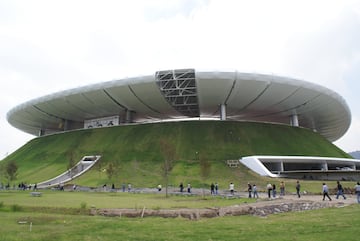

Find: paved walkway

[169,188,358,205]
[277,193,356,204]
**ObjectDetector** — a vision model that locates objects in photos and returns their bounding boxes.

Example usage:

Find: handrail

[37,155,101,188]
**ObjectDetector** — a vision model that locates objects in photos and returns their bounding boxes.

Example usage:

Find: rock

[93,198,352,219]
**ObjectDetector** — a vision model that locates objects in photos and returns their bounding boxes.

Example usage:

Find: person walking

[187,183,191,193]
[210,183,215,195]
[266,182,272,198]
[179,182,184,192]
[229,182,235,195]
[247,183,252,198]
[280,181,285,196]
[272,184,276,198]
[355,182,360,204]
[322,183,332,201]
[215,182,219,195]
[252,184,259,198]
[336,181,346,199]
[296,180,301,198]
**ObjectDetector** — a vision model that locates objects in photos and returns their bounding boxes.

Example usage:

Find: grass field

[0,191,360,241]
[0,190,256,210]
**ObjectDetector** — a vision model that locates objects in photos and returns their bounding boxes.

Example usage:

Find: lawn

[0,190,360,240]
[0,190,256,210]
[0,201,359,241]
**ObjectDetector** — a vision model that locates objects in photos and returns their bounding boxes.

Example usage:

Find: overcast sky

[1,0,360,159]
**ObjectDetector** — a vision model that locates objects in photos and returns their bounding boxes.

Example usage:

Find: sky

[1,0,360,159]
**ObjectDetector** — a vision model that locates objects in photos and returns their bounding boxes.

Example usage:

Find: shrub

[80,201,87,209]
[11,204,22,212]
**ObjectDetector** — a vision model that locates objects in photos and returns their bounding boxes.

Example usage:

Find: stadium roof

[7,69,351,141]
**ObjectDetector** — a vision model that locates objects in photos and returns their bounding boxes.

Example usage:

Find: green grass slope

[1,121,350,188]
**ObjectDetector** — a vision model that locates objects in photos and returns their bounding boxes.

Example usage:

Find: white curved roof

[7,69,351,141]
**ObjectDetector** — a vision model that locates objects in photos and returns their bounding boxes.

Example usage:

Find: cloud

[281,7,360,89]
[1,0,360,157]
[335,116,360,152]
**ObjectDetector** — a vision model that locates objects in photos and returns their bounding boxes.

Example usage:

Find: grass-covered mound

[1,120,350,187]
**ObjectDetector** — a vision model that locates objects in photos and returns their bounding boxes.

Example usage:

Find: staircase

[37,155,101,188]
[226,159,240,168]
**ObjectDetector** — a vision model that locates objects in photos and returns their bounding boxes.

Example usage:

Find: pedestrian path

[37,155,101,188]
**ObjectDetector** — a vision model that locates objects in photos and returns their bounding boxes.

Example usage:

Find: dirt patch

[91,196,353,220]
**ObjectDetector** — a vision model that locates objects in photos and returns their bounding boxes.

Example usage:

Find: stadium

[6,69,351,139]
[5,69,360,185]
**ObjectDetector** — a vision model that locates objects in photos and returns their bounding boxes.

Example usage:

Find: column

[220,104,227,121]
[321,162,328,171]
[63,119,69,131]
[290,114,299,127]
[125,109,134,123]
[280,161,284,172]
[38,129,45,136]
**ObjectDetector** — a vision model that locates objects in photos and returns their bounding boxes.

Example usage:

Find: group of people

[5,179,360,203]
[247,183,259,198]
[138,180,360,203]
[226,181,284,198]
[17,182,37,191]
[264,181,287,198]
[179,182,192,193]
[322,181,353,201]
[210,182,219,195]
[225,180,360,203]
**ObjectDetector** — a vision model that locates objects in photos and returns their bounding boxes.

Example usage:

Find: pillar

[322,162,328,171]
[290,114,299,127]
[220,104,227,120]
[38,129,45,136]
[63,119,69,131]
[125,109,134,123]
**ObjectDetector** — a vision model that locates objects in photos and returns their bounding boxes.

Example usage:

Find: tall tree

[0,162,5,184]
[199,152,211,198]
[159,139,176,198]
[67,151,76,178]
[5,160,18,182]
[106,161,119,182]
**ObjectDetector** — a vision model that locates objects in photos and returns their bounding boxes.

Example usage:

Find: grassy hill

[1,120,350,188]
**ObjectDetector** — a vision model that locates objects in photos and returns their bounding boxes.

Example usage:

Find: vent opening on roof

[156,69,199,117]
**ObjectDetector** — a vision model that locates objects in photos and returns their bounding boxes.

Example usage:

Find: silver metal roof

[7,69,351,141]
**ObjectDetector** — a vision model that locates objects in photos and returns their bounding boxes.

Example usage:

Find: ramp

[37,155,101,188]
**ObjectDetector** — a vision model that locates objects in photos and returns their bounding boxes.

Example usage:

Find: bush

[11,204,22,212]
[80,201,87,209]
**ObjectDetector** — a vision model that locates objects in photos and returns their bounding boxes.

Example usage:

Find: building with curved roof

[7,69,351,142]
[7,69,360,179]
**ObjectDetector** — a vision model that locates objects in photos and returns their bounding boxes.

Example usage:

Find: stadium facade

[7,69,351,141]
[6,69,360,178]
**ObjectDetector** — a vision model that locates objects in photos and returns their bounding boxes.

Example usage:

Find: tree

[96,153,104,179]
[199,152,211,198]
[0,162,5,184]
[159,139,176,198]
[67,151,76,178]
[5,160,18,182]
[106,161,118,181]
